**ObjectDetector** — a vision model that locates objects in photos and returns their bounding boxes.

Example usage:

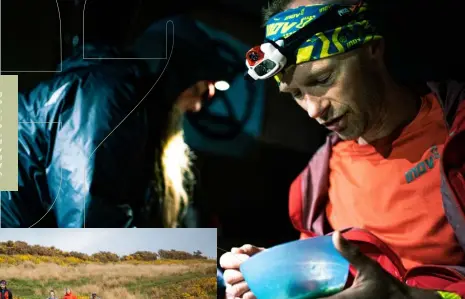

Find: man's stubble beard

[337,58,386,142]
[159,107,194,228]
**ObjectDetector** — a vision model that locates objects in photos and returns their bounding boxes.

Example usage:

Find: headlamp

[245,40,287,80]
[244,1,364,81]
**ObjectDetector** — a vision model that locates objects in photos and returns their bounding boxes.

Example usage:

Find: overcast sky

[0,229,217,258]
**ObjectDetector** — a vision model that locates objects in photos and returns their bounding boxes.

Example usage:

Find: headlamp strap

[264,38,283,51]
[263,38,297,66]
[273,1,364,63]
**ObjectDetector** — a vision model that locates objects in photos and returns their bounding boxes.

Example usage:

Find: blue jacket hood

[132,15,236,101]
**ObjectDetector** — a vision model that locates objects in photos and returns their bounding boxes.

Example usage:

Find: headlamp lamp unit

[244,1,363,81]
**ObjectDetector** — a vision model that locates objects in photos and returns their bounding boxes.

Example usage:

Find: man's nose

[305,96,330,119]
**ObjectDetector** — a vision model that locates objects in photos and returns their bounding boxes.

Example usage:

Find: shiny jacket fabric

[1,16,230,228]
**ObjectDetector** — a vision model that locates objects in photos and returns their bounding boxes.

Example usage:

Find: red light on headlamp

[246,46,265,67]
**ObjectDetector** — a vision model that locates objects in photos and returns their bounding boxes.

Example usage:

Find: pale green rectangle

[0,75,19,191]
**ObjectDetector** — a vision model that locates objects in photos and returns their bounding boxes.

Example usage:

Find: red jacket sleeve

[289,168,317,239]
[444,282,465,297]
[427,80,465,127]
[289,170,305,234]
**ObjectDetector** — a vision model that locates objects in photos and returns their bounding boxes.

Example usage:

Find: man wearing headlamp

[221,0,465,298]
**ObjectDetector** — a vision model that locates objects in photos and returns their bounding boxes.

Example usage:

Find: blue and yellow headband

[265,2,383,82]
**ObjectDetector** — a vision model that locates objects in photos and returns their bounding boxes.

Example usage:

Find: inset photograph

[0,228,216,299]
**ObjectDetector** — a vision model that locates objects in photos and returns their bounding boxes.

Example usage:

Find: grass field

[0,256,216,299]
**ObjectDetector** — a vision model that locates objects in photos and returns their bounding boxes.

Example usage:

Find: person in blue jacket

[47,289,57,299]
[1,2,230,228]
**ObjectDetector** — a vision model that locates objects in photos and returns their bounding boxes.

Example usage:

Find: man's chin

[334,130,360,141]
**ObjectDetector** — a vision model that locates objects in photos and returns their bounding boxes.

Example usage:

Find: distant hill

[0,240,210,263]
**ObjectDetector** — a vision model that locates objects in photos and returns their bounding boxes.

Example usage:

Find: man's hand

[327,231,442,299]
[219,244,265,299]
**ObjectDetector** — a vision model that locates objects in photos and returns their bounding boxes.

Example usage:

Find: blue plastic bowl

[240,236,349,299]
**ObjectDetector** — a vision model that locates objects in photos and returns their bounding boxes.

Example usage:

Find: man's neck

[357,83,420,145]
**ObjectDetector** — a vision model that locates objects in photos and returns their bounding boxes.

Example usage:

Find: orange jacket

[63,293,77,299]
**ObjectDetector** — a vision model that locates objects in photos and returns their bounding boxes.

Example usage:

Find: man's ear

[367,39,385,62]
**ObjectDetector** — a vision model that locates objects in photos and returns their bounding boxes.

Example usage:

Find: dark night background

[1,0,464,257]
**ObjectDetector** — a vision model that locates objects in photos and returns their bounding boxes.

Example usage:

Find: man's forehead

[279,59,331,90]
